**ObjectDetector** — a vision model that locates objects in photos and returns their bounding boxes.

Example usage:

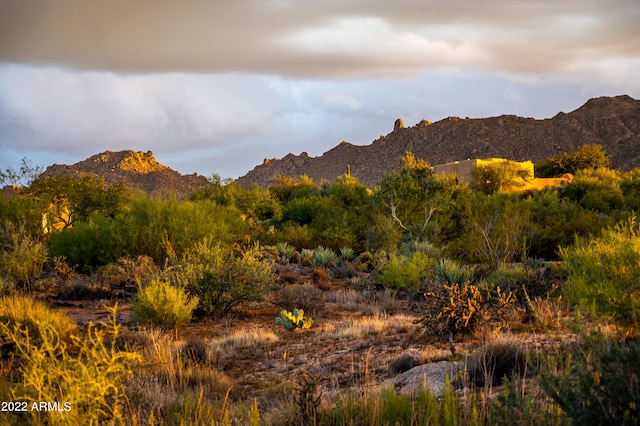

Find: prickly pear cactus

[275,309,313,330]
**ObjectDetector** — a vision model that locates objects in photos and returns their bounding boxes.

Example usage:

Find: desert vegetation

[1,145,639,424]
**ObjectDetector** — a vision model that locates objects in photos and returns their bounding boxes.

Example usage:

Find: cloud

[0,66,278,157]
[0,0,637,79]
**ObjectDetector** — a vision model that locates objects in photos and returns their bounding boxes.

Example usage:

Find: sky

[1,0,639,180]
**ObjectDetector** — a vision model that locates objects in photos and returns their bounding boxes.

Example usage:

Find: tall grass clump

[132,277,199,329]
[0,295,76,355]
[0,220,47,289]
[0,304,141,425]
[560,216,640,327]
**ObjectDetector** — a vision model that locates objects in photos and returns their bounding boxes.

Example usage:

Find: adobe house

[434,158,571,192]
[433,158,534,182]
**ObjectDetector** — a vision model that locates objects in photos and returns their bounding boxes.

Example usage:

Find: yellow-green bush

[0,220,47,290]
[0,304,140,425]
[560,216,640,327]
[132,277,199,329]
[378,252,431,289]
[0,295,76,356]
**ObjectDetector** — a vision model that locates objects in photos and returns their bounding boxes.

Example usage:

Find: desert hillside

[41,150,208,198]
[238,95,640,188]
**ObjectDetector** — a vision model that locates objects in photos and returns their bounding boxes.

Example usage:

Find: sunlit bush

[560,216,640,327]
[378,252,431,289]
[132,277,199,329]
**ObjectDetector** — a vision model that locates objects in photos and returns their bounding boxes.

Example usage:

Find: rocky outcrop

[41,150,208,198]
[237,95,640,188]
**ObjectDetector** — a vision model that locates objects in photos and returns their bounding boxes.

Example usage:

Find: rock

[384,361,464,397]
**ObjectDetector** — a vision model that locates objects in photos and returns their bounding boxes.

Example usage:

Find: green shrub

[562,167,624,213]
[433,258,473,285]
[537,327,640,425]
[560,216,640,327]
[0,304,140,425]
[174,239,277,318]
[132,277,199,329]
[48,215,127,273]
[535,143,611,177]
[378,252,431,289]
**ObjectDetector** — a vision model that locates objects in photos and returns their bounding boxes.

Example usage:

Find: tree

[0,157,43,187]
[27,174,130,227]
[374,152,458,245]
[535,144,610,177]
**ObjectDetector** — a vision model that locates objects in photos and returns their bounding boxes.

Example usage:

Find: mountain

[237,95,640,188]
[41,150,208,198]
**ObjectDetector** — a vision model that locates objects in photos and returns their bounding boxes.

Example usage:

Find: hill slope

[237,95,640,188]
[41,150,208,198]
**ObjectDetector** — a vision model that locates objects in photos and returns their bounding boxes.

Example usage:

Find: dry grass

[210,327,279,351]
[322,313,415,341]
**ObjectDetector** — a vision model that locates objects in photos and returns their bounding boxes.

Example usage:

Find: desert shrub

[490,375,567,426]
[464,338,526,387]
[0,220,47,290]
[378,251,431,289]
[48,215,127,273]
[132,277,199,329]
[524,188,603,260]
[0,295,76,357]
[416,281,519,355]
[621,167,640,210]
[535,143,611,177]
[331,263,360,279]
[118,195,245,265]
[27,173,130,226]
[562,167,624,213]
[365,213,403,253]
[560,216,640,327]
[181,336,209,366]
[173,239,277,318]
[276,283,324,314]
[0,305,140,425]
[537,327,640,425]
[264,222,314,250]
[451,193,532,268]
[432,258,473,285]
[470,160,533,194]
[486,265,526,292]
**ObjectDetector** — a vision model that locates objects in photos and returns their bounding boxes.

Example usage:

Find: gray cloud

[0,0,637,79]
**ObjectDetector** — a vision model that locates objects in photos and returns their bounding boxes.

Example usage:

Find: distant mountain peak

[237,95,640,188]
[42,150,207,198]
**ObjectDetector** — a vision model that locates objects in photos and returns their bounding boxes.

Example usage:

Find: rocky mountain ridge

[41,150,208,198]
[237,95,640,188]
